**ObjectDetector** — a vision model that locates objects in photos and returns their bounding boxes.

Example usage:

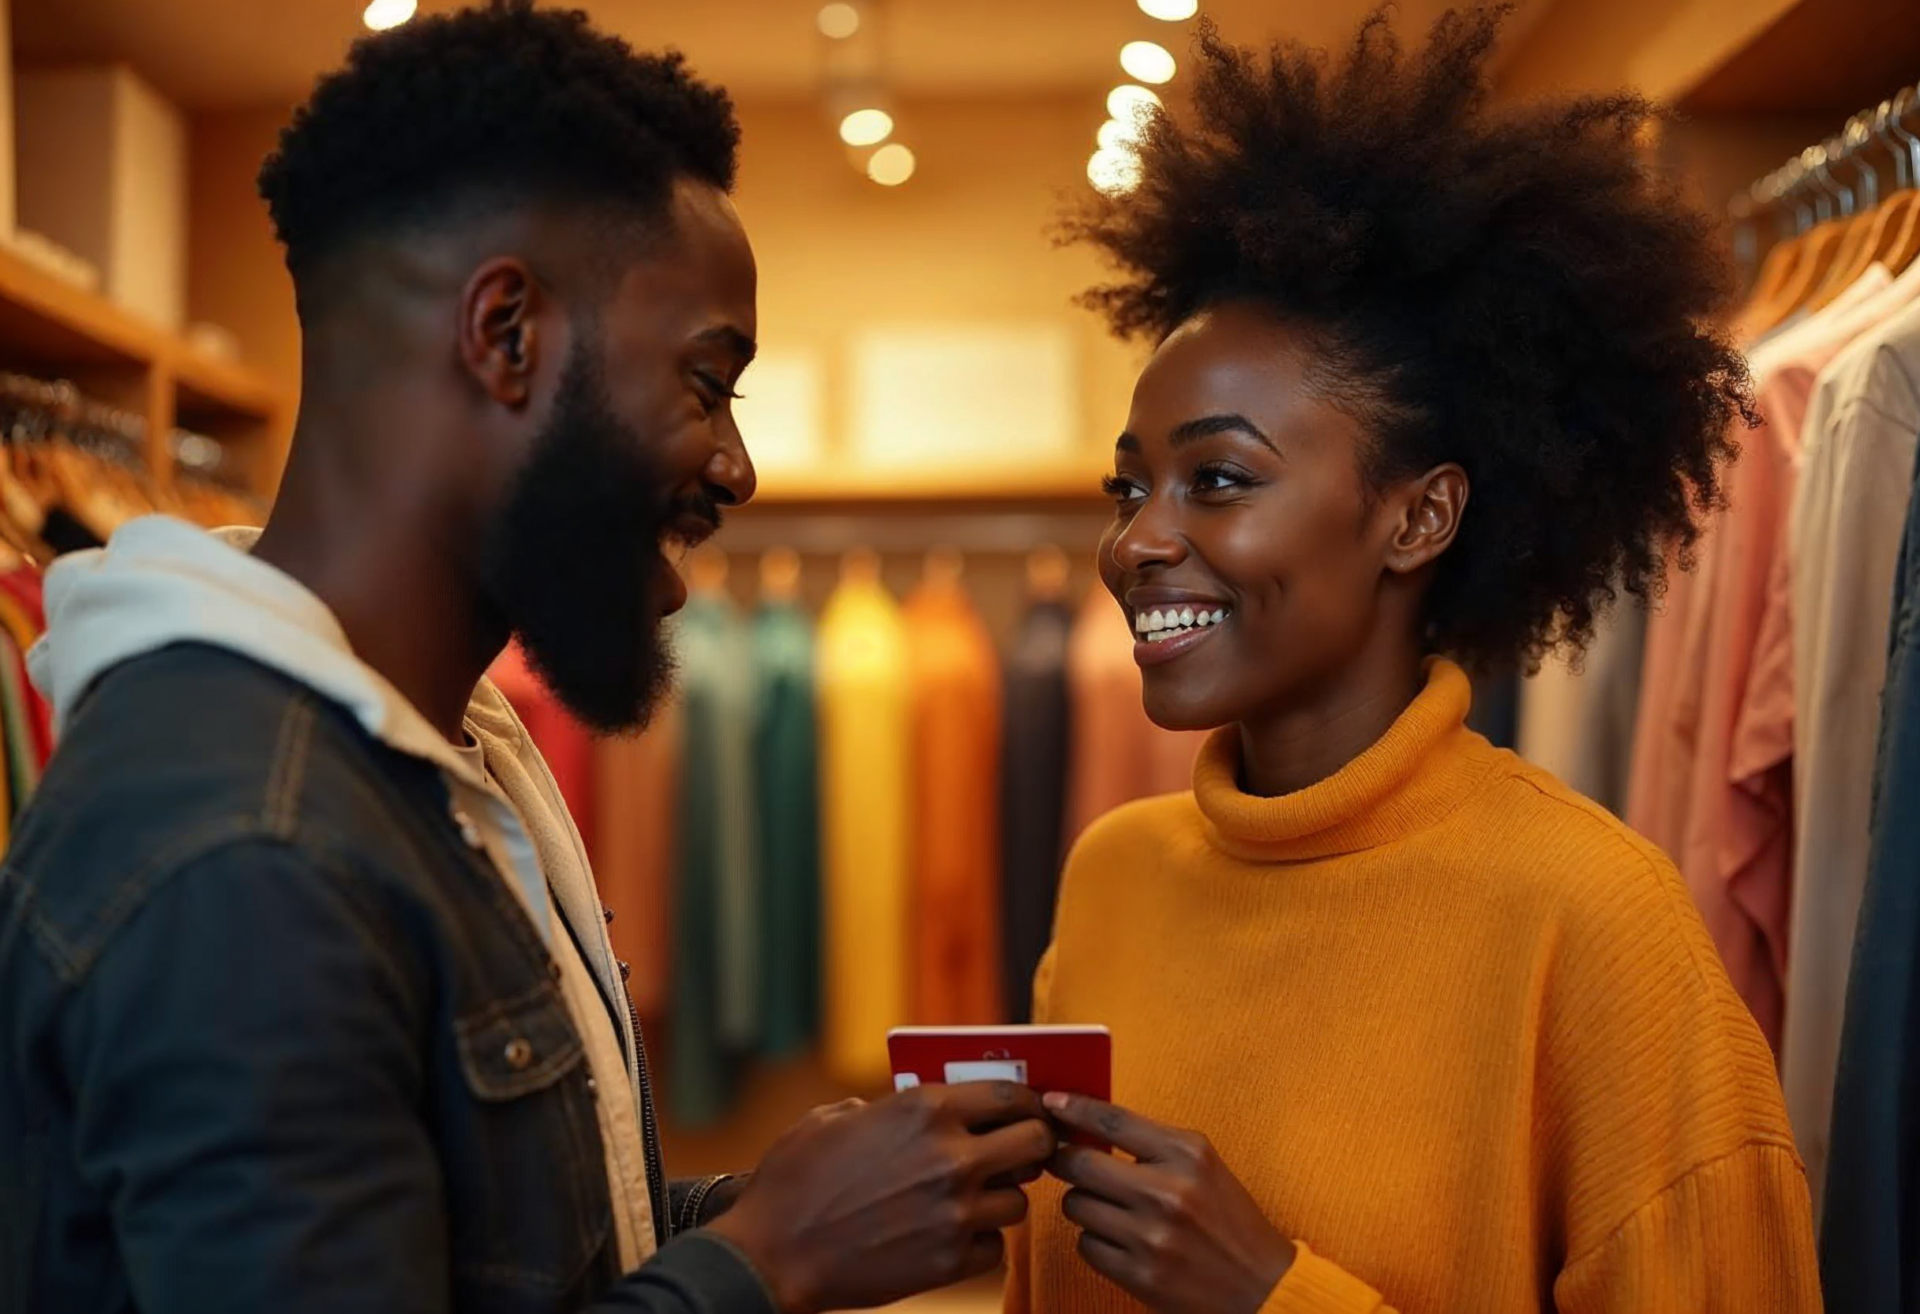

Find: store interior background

[2,0,1916,1306]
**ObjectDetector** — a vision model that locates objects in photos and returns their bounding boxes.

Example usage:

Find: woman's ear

[1383,464,1468,576]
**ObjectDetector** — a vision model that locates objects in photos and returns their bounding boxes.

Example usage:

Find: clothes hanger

[687,544,730,598]
[1025,544,1070,603]
[921,545,964,590]
[1744,145,1855,336]
[758,546,802,604]
[1807,117,1887,310]
[1874,85,1920,275]
[839,545,882,587]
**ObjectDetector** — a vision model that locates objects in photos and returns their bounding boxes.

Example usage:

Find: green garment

[752,601,820,1058]
[667,593,761,1125]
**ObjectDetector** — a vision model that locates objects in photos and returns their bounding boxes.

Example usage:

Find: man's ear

[458,257,542,408]
[1382,464,1468,576]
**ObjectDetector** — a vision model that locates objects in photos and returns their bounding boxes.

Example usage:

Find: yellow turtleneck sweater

[1005,660,1819,1314]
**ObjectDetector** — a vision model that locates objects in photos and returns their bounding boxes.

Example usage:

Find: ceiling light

[1107,84,1162,123]
[839,108,895,147]
[362,0,416,31]
[1138,0,1199,18]
[868,143,917,187]
[1088,147,1143,196]
[1120,41,1177,85]
[817,2,861,38]
[1098,117,1144,151]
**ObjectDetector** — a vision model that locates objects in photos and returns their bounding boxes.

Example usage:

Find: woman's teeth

[1135,606,1229,643]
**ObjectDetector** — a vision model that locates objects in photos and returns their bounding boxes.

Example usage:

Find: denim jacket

[0,644,777,1314]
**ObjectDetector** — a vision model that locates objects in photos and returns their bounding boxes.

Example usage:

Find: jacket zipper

[626,987,672,1246]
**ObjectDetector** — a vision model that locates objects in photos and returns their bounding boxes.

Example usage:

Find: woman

[1005,9,1821,1313]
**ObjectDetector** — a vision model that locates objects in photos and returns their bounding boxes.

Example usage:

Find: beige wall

[185,92,1147,492]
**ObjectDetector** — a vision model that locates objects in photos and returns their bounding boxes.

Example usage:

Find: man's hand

[1044,1093,1294,1314]
[706,1082,1056,1313]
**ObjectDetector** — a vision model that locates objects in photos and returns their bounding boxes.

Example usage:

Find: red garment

[0,566,51,765]
[487,642,597,857]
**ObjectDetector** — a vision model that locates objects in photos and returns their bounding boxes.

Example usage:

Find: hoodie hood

[29,515,482,782]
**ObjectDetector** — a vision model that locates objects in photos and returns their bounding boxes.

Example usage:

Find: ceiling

[12,0,1483,110]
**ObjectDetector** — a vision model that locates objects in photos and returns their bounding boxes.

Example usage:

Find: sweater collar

[1192,658,1494,862]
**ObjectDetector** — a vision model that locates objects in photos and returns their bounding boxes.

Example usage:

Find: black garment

[1821,434,1920,1311]
[0,644,774,1314]
[1466,669,1521,749]
[999,599,1073,1022]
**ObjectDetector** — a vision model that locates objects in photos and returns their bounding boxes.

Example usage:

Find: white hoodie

[30,514,659,1262]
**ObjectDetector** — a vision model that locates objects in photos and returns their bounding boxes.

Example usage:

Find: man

[0,4,1054,1312]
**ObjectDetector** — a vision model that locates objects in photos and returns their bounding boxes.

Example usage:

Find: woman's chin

[1141,684,1236,734]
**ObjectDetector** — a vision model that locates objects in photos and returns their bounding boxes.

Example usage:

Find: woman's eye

[1193,465,1248,493]
[692,372,741,414]
[1101,474,1146,506]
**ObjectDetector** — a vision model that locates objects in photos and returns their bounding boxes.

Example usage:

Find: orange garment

[904,577,1003,1024]
[1064,589,1205,845]
[594,702,682,1019]
[1009,660,1818,1314]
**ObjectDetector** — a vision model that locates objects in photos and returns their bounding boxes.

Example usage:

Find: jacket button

[503,1038,534,1070]
[602,904,616,925]
[618,959,632,982]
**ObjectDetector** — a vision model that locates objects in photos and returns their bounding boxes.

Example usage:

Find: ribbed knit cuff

[1259,1241,1389,1313]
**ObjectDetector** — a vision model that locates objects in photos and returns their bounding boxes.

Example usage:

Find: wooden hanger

[839,546,881,587]
[1025,544,1070,602]
[922,545,964,590]
[758,546,802,603]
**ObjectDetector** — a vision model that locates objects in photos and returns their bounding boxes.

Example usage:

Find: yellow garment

[817,575,911,1085]
[1008,660,1819,1313]
[903,577,1003,1025]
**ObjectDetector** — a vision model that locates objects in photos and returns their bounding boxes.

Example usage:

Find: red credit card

[888,1025,1113,1146]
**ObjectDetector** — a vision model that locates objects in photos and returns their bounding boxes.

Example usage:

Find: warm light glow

[1137,0,1199,19]
[1106,84,1162,123]
[1098,117,1144,152]
[1088,147,1143,196]
[362,0,416,31]
[868,143,917,186]
[839,108,895,147]
[817,2,861,38]
[1120,41,1177,85]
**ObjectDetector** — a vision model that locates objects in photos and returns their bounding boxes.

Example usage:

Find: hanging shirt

[1629,265,1894,862]
[1785,291,1920,1208]
[1630,263,1897,1051]
[1000,597,1074,1023]
[1064,589,1205,845]
[816,575,911,1086]
[1819,429,1920,1310]
[752,599,821,1058]
[1518,599,1646,816]
[594,702,682,1020]
[904,577,1003,1025]
[668,593,761,1123]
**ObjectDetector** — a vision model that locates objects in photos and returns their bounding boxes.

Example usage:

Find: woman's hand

[1044,1092,1295,1314]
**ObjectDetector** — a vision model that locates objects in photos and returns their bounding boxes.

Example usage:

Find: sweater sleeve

[1259,1242,1396,1313]
[1551,1142,1820,1313]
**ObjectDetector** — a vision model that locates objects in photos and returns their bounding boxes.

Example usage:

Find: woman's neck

[1235,640,1426,798]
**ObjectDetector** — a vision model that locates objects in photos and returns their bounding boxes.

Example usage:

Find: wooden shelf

[0,240,291,493]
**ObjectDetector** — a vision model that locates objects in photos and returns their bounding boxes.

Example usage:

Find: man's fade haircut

[259,0,739,307]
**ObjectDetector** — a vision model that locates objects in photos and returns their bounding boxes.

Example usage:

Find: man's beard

[479,342,688,736]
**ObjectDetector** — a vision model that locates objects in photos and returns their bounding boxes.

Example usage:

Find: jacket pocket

[456,983,586,1100]
[447,984,612,1308]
